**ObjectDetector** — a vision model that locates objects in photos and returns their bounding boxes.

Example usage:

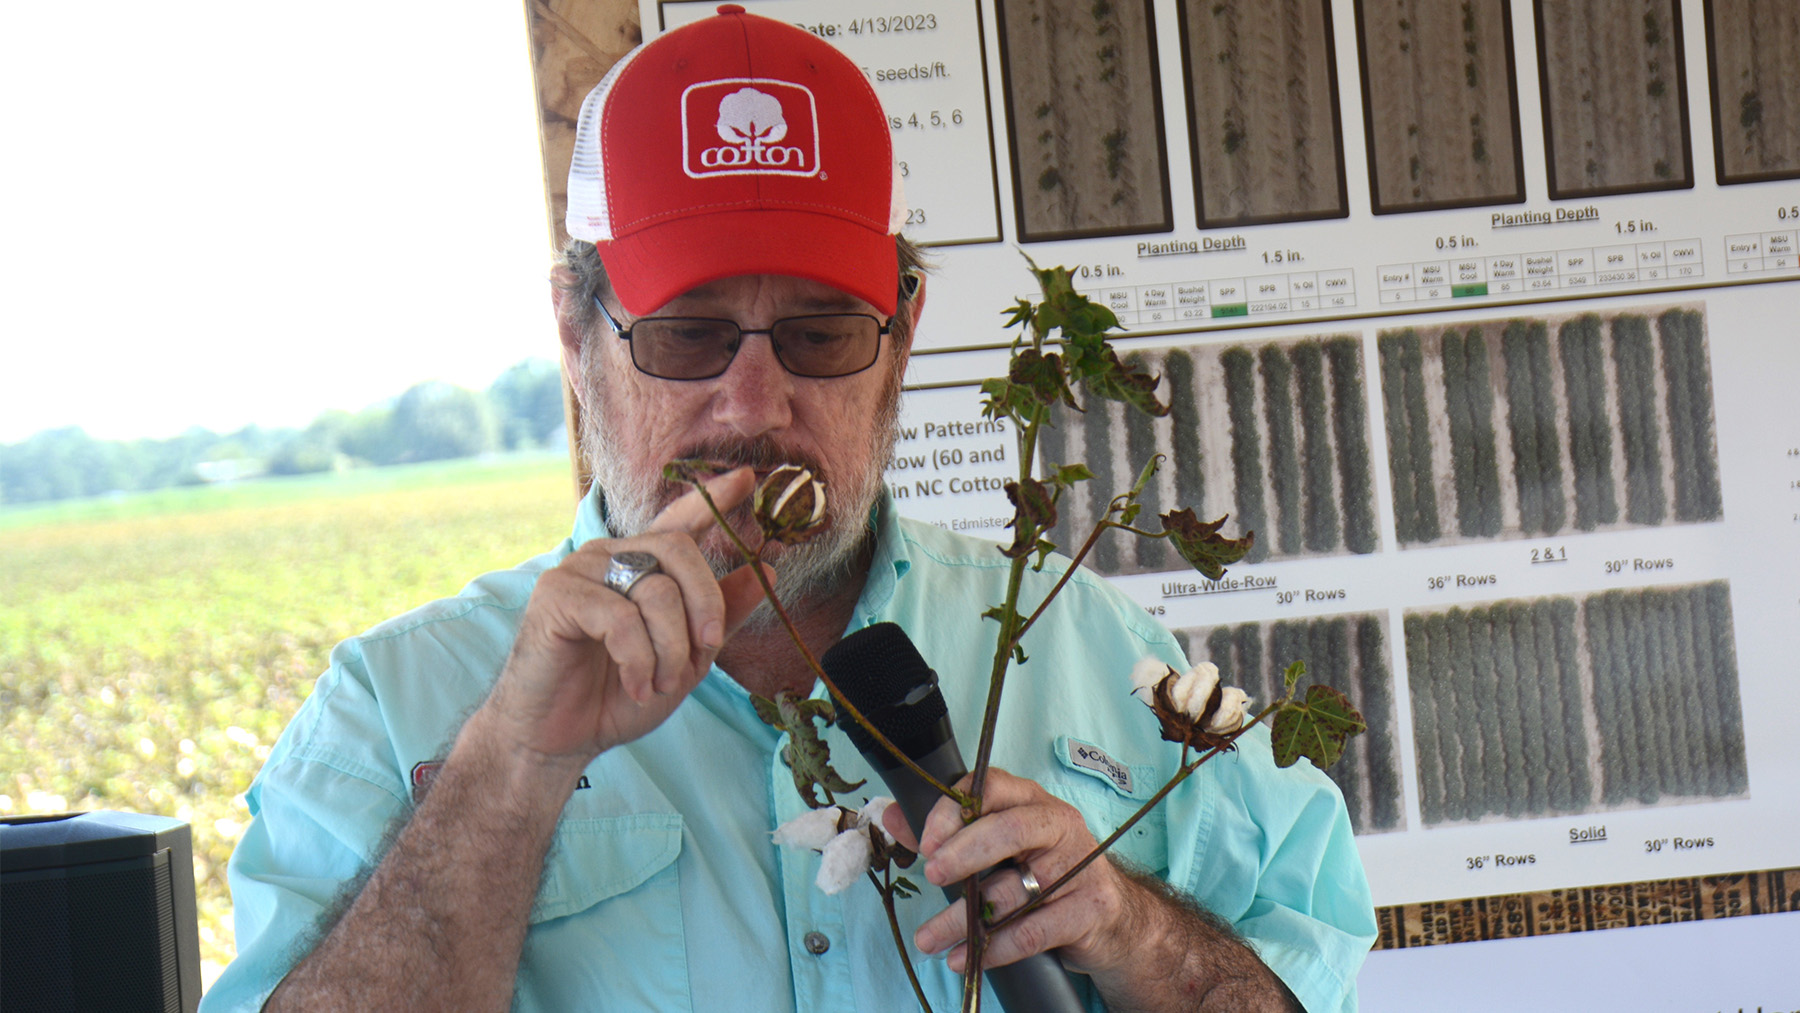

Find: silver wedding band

[603,550,663,597]
[1018,867,1042,901]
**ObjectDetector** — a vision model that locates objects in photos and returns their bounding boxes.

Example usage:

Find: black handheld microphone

[822,622,1089,1013]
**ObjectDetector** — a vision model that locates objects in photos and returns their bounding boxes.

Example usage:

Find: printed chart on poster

[646,0,1800,989]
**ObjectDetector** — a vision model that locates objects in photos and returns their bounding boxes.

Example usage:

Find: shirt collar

[570,481,612,548]
[849,487,911,626]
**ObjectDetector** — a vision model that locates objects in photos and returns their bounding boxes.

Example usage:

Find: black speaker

[1,811,201,1013]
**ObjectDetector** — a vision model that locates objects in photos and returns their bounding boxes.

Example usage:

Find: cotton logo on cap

[682,79,821,178]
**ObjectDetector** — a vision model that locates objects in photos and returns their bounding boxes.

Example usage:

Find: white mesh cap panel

[564,45,647,243]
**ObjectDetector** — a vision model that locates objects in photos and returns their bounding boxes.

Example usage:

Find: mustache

[668,438,832,489]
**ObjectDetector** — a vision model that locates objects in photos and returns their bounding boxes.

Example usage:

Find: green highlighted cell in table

[1452,283,1489,298]
[1211,303,1249,318]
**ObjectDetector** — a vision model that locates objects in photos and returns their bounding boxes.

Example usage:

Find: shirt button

[803,931,831,955]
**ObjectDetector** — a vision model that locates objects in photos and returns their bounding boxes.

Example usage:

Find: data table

[1377,239,1704,305]
[1079,267,1357,326]
[1724,230,1799,276]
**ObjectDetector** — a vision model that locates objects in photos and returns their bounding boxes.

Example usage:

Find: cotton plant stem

[985,704,1279,934]
[687,480,972,808]
[870,869,935,1013]
[1012,515,1112,643]
[961,877,984,1013]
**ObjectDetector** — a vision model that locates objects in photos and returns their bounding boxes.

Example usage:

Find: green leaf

[1128,453,1163,500]
[1080,349,1170,418]
[979,377,1028,422]
[980,602,1024,632]
[1120,453,1163,526]
[750,693,782,728]
[1270,684,1367,770]
[768,691,865,807]
[1050,463,1094,488]
[1159,508,1255,580]
[1282,660,1307,696]
[1032,537,1058,571]
[892,876,921,899]
[1001,297,1035,331]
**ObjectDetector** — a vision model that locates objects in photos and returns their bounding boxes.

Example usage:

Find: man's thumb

[718,562,777,639]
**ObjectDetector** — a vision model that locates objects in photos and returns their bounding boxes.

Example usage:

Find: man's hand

[481,466,771,770]
[885,767,1303,1013]
[887,767,1137,977]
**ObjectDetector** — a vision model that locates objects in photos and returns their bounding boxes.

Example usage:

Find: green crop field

[0,454,576,983]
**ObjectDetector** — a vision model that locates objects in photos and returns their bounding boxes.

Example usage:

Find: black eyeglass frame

[592,297,892,381]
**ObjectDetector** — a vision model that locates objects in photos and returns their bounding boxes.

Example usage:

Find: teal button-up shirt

[204,487,1375,1012]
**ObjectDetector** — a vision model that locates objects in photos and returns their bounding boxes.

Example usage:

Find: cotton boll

[1207,686,1252,733]
[857,796,897,845]
[1130,657,1173,701]
[773,806,842,851]
[1170,663,1221,719]
[816,828,873,894]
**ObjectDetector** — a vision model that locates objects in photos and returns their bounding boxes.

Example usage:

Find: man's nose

[710,331,794,437]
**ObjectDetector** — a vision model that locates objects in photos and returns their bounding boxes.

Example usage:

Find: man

[204,7,1375,1011]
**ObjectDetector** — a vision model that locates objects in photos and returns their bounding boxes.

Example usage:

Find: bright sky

[0,2,556,444]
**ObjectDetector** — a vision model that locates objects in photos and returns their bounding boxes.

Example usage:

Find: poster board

[541,0,1800,1001]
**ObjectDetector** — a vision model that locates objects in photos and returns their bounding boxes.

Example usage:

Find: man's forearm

[264,710,582,1012]
[1088,864,1305,1013]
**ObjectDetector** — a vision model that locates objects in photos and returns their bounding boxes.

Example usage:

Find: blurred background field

[0,453,575,984]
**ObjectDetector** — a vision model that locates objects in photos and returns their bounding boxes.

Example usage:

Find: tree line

[0,359,566,506]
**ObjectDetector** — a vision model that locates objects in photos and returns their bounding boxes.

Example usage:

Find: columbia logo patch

[682,79,821,179]
[1065,739,1134,795]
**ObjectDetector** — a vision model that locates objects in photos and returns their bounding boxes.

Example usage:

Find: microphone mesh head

[821,622,947,759]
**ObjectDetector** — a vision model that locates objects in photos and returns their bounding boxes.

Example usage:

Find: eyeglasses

[593,298,889,381]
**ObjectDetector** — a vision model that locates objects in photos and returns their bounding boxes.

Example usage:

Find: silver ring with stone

[603,550,662,597]
[1018,867,1042,901]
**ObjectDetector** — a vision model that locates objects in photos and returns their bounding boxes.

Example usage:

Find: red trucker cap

[564,5,905,317]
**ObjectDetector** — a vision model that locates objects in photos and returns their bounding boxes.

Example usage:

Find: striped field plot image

[1406,582,1747,827]
[1378,306,1722,548]
[1535,0,1693,198]
[1038,335,1380,575]
[1175,613,1404,835]
[1704,0,1800,184]
[996,0,1173,241]
[1354,0,1526,213]
[1177,0,1349,227]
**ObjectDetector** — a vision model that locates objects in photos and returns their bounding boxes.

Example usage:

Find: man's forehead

[654,273,876,314]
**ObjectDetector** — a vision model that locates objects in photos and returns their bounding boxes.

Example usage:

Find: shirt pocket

[1042,737,1170,877]
[520,813,691,1013]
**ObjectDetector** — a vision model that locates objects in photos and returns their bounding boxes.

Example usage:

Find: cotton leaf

[1270,684,1368,770]
[1159,508,1254,580]
[768,691,865,807]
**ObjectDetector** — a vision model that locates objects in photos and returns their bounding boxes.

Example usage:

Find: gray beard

[577,347,903,633]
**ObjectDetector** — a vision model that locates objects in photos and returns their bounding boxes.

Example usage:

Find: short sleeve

[1171,723,1377,1013]
[198,656,411,1011]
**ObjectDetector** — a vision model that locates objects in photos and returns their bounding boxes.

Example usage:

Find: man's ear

[897,272,926,355]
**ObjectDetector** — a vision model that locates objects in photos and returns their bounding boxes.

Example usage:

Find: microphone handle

[872,737,1092,1013]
